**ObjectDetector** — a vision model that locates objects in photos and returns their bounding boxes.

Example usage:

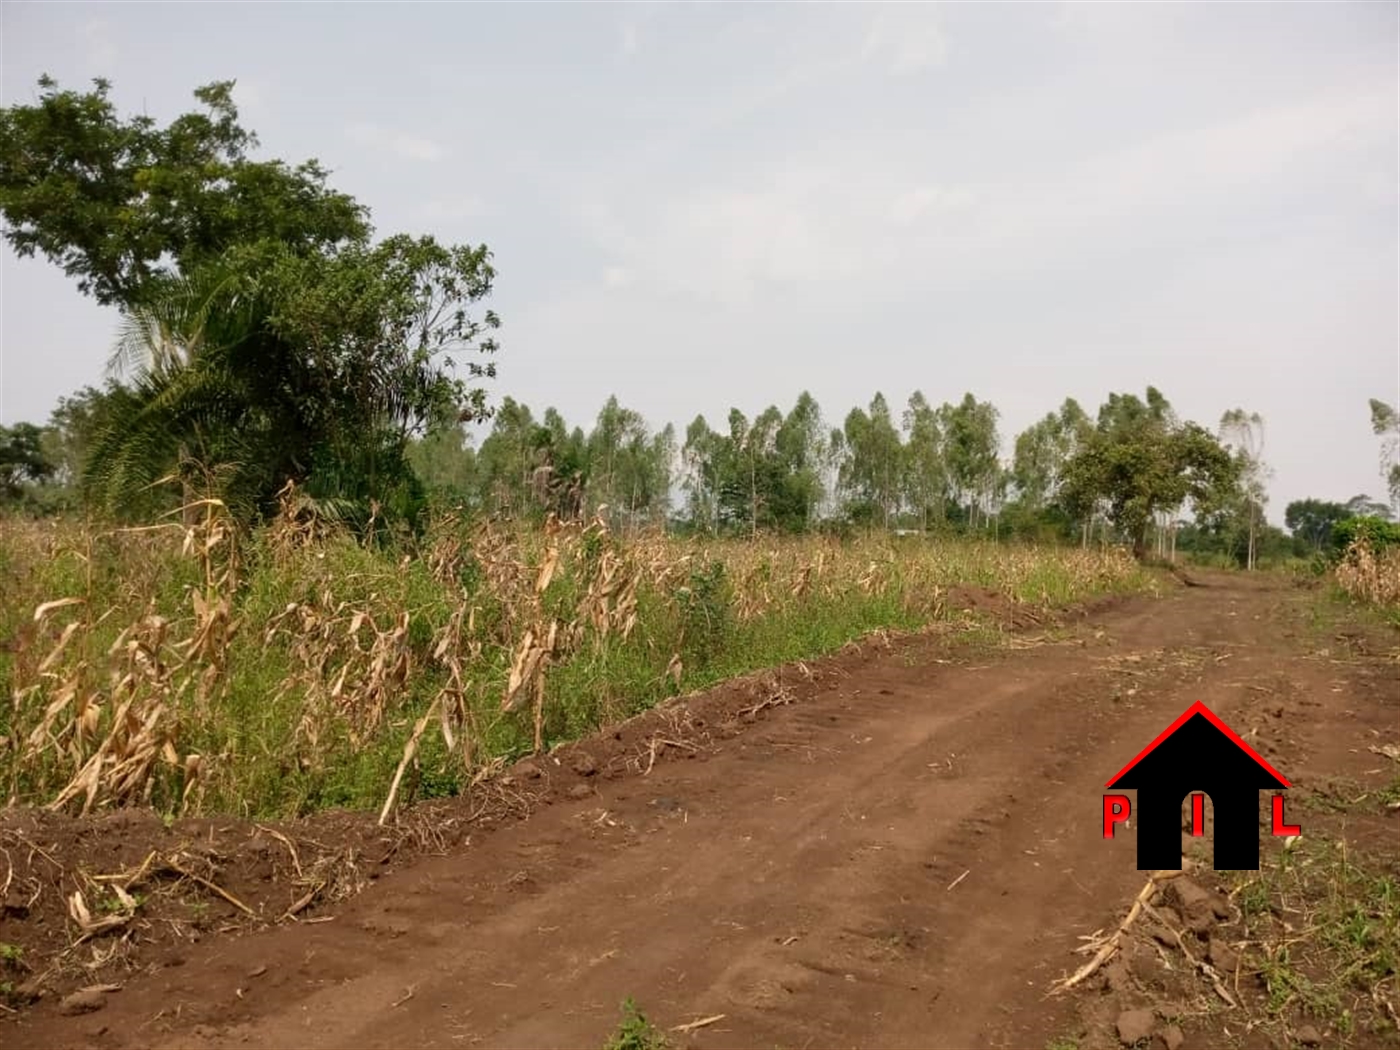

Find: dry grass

[1335,539,1400,612]
[1,493,1156,820]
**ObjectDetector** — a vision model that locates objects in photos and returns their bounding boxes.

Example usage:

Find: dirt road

[9,574,1398,1049]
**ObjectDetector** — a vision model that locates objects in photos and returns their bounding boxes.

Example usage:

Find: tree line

[2,75,1396,564]
[11,372,1395,568]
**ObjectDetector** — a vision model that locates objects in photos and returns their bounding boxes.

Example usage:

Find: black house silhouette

[1106,701,1290,870]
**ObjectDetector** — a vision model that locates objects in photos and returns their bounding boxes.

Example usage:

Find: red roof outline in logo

[1104,700,1291,789]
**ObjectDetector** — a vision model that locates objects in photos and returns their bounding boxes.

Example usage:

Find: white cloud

[968,81,1397,252]
[345,123,446,162]
[603,266,633,288]
[556,72,1393,312]
[860,8,948,74]
[566,156,978,306]
[1051,0,1183,41]
[888,185,976,225]
[621,21,639,56]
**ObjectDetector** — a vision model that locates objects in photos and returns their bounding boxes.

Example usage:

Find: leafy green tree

[407,421,478,507]
[724,407,775,537]
[902,391,946,531]
[29,383,125,512]
[1011,398,1089,512]
[1284,498,1350,552]
[585,396,670,529]
[2,78,500,528]
[0,76,367,307]
[523,408,589,520]
[1061,388,1239,559]
[838,394,904,528]
[938,394,1000,529]
[0,422,56,503]
[619,421,675,528]
[80,236,498,525]
[774,392,827,531]
[475,398,538,517]
[681,415,722,534]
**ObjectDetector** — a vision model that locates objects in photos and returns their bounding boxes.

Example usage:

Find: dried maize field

[2,503,1397,1050]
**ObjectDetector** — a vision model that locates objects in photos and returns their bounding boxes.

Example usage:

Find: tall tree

[1370,399,1400,514]
[902,391,946,531]
[0,77,367,307]
[774,392,827,531]
[1343,493,1393,521]
[1,77,500,527]
[1284,498,1350,552]
[681,415,722,534]
[586,396,656,528]
[1219,408,1272,571]
[939,394,1000,529]
[839,394,904,528]
[475,398,538,517]
[1061,388,1239,560]
[1011,397,1090,515]
[407,420,477,507]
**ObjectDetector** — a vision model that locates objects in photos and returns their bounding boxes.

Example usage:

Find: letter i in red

[1190,793,1204,836]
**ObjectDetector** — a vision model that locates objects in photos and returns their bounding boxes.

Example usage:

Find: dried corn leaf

[34,597,85,622]
[536,546,560,595]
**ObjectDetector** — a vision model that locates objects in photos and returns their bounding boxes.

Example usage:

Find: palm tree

[84,265,269,522]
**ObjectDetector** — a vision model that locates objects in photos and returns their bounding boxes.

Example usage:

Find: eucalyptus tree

[681,415,722,534]
[938,394,1000,529]
[1219,408,1272,570]
[1370,399,1400,514]
[902,391,946,531]
[839,394,904,528]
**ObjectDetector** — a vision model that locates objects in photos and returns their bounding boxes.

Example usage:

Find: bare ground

[2,572,1397,1050]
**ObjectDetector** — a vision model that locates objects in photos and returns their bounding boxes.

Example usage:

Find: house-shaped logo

[1102,701,1300,870]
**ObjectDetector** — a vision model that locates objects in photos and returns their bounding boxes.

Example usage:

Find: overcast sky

[2,1,1397,520]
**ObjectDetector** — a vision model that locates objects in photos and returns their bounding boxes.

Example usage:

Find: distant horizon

[4,1,1397,523]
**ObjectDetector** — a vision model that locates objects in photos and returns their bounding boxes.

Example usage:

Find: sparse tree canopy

[1370,398,1400,513]
[1218,408,1272,570]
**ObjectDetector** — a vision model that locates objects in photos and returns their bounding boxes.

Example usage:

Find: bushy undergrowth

[1,494,1154,820]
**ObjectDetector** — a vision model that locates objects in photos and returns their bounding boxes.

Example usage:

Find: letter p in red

[1103,794,1131,838]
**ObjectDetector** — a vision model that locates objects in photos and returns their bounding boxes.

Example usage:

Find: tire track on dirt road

[16,577,1322,1049]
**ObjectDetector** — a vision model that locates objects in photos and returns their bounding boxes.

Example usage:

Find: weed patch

[1220,836,1400,1047]
[603,997,668,1050]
